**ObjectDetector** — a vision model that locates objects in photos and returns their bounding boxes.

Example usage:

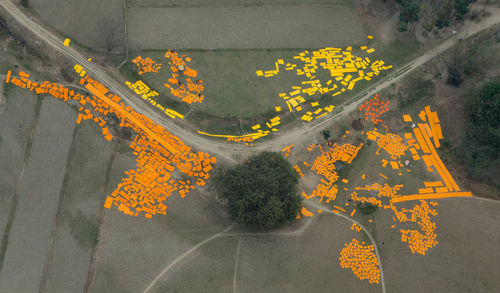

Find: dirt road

[0,0,499,163]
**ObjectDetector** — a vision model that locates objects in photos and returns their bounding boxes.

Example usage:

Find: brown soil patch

[351,119,364,131]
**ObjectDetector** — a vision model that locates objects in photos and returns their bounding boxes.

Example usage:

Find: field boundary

[37,126,79,292]
[131,0,348,9]
[83,152,117,293]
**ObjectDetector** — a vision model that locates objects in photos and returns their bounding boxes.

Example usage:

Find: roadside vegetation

[393,0,477,32]
[216,152,301,229]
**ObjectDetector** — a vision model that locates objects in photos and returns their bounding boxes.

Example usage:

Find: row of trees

[394,0,476,32]
[435,0,476,29]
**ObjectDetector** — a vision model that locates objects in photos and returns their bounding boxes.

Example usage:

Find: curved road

[2,2,498,292]
[1,0,499,163]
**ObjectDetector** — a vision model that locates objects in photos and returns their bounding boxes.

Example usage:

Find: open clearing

[0,98,75,292]
[128,3,365,49]
[376,197,500,292]
[150,213,379,293]
[41,122,114,293]
[137,50,309,119]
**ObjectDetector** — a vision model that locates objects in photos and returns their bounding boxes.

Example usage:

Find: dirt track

[1,2,499,292]
[1,0,499,164]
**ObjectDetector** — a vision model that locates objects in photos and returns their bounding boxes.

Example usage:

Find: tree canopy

[457,81,500,186]
[465,81,500,162]
[216,152,301,229]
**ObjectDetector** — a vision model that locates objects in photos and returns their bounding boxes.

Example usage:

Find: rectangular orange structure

[391,191,472,203]
[424,181,443,187]
[5,70,11,83]
[103,197,114,209]
[418,187,434,194]
[413,128,431,154]
[85,83,181,155]
[435,187,448,193]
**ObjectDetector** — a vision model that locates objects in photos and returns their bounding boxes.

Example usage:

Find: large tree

[216,152,301,229]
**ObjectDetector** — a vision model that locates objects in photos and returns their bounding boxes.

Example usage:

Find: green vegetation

[397,1,420,32]
[321,129,331,141]
[460,81,500,184]
[446,43,486,87]
[395,0,475,31]
[67,211,99,249]
[216,152,301,229]
[357,202,379,216]
[431,0,475,29]
[21,0,29,8]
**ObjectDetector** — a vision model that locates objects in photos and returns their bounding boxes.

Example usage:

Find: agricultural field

[0,98,75,292]
[128,0,349,8]
[41,122,114,293]
[127,3,365,49]
[0,87,38,259]
[29,0,124,49]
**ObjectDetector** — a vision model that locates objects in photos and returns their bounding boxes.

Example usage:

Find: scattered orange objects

[304,143,363,204]
[164,50,205,104]
[399,201,438,255]
[6,69,216,219]
[132,55,162,75]
[293,165,304,177]
[366,130,408,159]
[350,223,362,232]
[339,239,380,284]
[281,144,294,157]
[358,94,389,124]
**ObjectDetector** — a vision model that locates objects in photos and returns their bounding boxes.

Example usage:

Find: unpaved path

[1,0,499,163]
[305,201,387,293]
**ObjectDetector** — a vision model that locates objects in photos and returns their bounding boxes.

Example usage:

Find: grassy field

[41,122,114,292]
[30,0,124,50]
[127,43,406,118]
[0,98,76,292]
[151,213,380,293]
[376,197,500,292]
[136,49,310,119]
[0,88,38,263]
[122,34,422,134]
[128,3,365,50]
